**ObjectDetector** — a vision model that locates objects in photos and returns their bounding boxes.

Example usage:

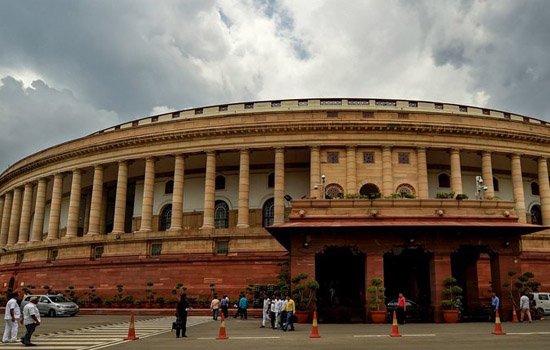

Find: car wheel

[48,309,56,317]
[70,313,76,317]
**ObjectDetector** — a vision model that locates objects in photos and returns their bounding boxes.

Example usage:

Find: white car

[530,292,550,316]
[21,294,79,317]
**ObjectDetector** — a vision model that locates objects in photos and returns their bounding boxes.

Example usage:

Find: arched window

[325,183,344,199]
[532,182,540,195]
[268,173,275,188]
[438,173,450,188]
[214,200,229,228]
[262,198,275,227]
[396,183,416,197]
[165,180,174,194]
[159,204,172,231]
[359,183,380,196]
[531,205,542,225]
[215,175,226,190]
[493,177,499,192]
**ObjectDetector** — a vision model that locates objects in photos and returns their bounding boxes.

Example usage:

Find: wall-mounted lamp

[303,235,311,248]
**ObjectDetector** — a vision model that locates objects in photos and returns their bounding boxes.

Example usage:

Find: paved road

[0,315,210,349]
[1,315,548,349]
[107,317,550,350]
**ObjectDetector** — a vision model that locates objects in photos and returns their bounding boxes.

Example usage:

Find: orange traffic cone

[512,308,518,323]
[124,311,139,340]
[309,311,321,338]
[390,311,402,337]
[492,310,506,335]
[217,313,229,339]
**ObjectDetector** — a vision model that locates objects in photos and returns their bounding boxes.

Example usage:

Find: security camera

[321,174,326,180]
[482,185,488,191]
[314,185,319,190]
[476,176,484,184]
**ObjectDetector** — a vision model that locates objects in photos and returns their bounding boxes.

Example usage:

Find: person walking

[282,295,295,332]
[21,296,40,346]
[175,294,190,338]
[234,294,243,319]
[396,292,407,325]
[490,292,500,322]
[3,292,20,343]
[270,295,279,329]
[239,294,249,320]
[261,294,271,328]
[519,292,532,323]
[210,295,220,321]
[279,296,287,330]
[220,295,229,319]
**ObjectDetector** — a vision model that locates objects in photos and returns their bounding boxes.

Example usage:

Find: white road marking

[197,336,281,340]
[506,332,550,335]
[354,334,436,337]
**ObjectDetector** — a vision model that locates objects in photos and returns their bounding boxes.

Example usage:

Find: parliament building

[1,98,549,322]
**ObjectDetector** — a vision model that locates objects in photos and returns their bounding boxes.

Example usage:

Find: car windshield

[48,296,70,303]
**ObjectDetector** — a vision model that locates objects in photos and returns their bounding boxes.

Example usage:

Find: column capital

[510,153,522,159]
[310,145,321,151]
[450,148,461,154]
[346,145,357,151]
[274,147,285,152]
[71,168,82,175]
[239,148,250,154]
[93,164,104,170]
[537,156,548,162]
[382,145,392,152]
[205,150,216,156]
[145,156,157,162]
[416,146,427,152]
[481,150,492,155]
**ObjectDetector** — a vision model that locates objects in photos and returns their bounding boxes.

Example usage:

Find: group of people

[259,295,296,331]
[2,292,42,346]
[491,292,534,323]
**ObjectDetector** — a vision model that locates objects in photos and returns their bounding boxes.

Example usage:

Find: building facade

[0,98,549,321]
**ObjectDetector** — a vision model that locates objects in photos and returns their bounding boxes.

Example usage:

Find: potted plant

[503,270,541,320]
[155,297,165,309]
[135,300,144,309]
[113,284,124,308]
[145,282,156,308]
[104,299,113,308]
[166,298,178,308]
[122,296,134,308]
[367,278,386,323]
[91,296,102,309]
[441,277,463,323]
[64,285,76,302]
[291,273,320,323]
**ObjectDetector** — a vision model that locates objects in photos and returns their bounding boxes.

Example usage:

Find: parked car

[530,292,550,316]
[21,295,79,317]
[386,299,425,323]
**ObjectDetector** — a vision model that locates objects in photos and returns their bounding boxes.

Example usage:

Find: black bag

[172,319,184,330]
[291,314,298,323]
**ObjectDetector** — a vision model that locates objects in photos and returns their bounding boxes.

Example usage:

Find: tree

[441,277,463,310]
[367,278,386,311]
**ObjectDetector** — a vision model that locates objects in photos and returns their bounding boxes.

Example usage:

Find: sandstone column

[450,149,463,195]
[511,154,526,223]
[47,173,64,239]
[31,179,47,241]
[88,165,104,235]
[66,169,82,238]
[382,146,393,195]
[82,193,91,235]
[481,151,495,198]
[0,192,13,247]
[416,147,429,199]
[310,146,321,198]
[111,161,128,234]
[430,253,453,323]
[237,149,250,228]
[537,157,550,225]
[139,157,156,233]
[0,196,4,239]
[7,187,23,246]
[274,147,285,225]
[18,183,34,244]
[346,146,357,195]
[201,152,216,229]
[169,154,185,231]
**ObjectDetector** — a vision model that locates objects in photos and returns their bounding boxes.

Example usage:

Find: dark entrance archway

[359,183,380,196]
[384,247,432,322]
[8,277,15,293]
[315,246,366,323]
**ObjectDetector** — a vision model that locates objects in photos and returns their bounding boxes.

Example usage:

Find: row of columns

[1,147,550,247]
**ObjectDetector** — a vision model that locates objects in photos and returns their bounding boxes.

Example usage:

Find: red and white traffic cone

[492,310,506,335]
[217,313,229,339]
[309,311,321,338]
[512,308,519,323]
[390,311,402,337]
[124,311,139,340]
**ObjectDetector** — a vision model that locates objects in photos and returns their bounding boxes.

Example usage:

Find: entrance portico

[268,199,545,323]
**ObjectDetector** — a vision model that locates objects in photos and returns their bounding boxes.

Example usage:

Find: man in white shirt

[2,292,21,343]
[261,294,271,328]
[21,296,41,346]
[270,296,280,329]
[519,293,532,323]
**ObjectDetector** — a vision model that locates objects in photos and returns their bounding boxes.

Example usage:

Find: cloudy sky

[1,0,549,171]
